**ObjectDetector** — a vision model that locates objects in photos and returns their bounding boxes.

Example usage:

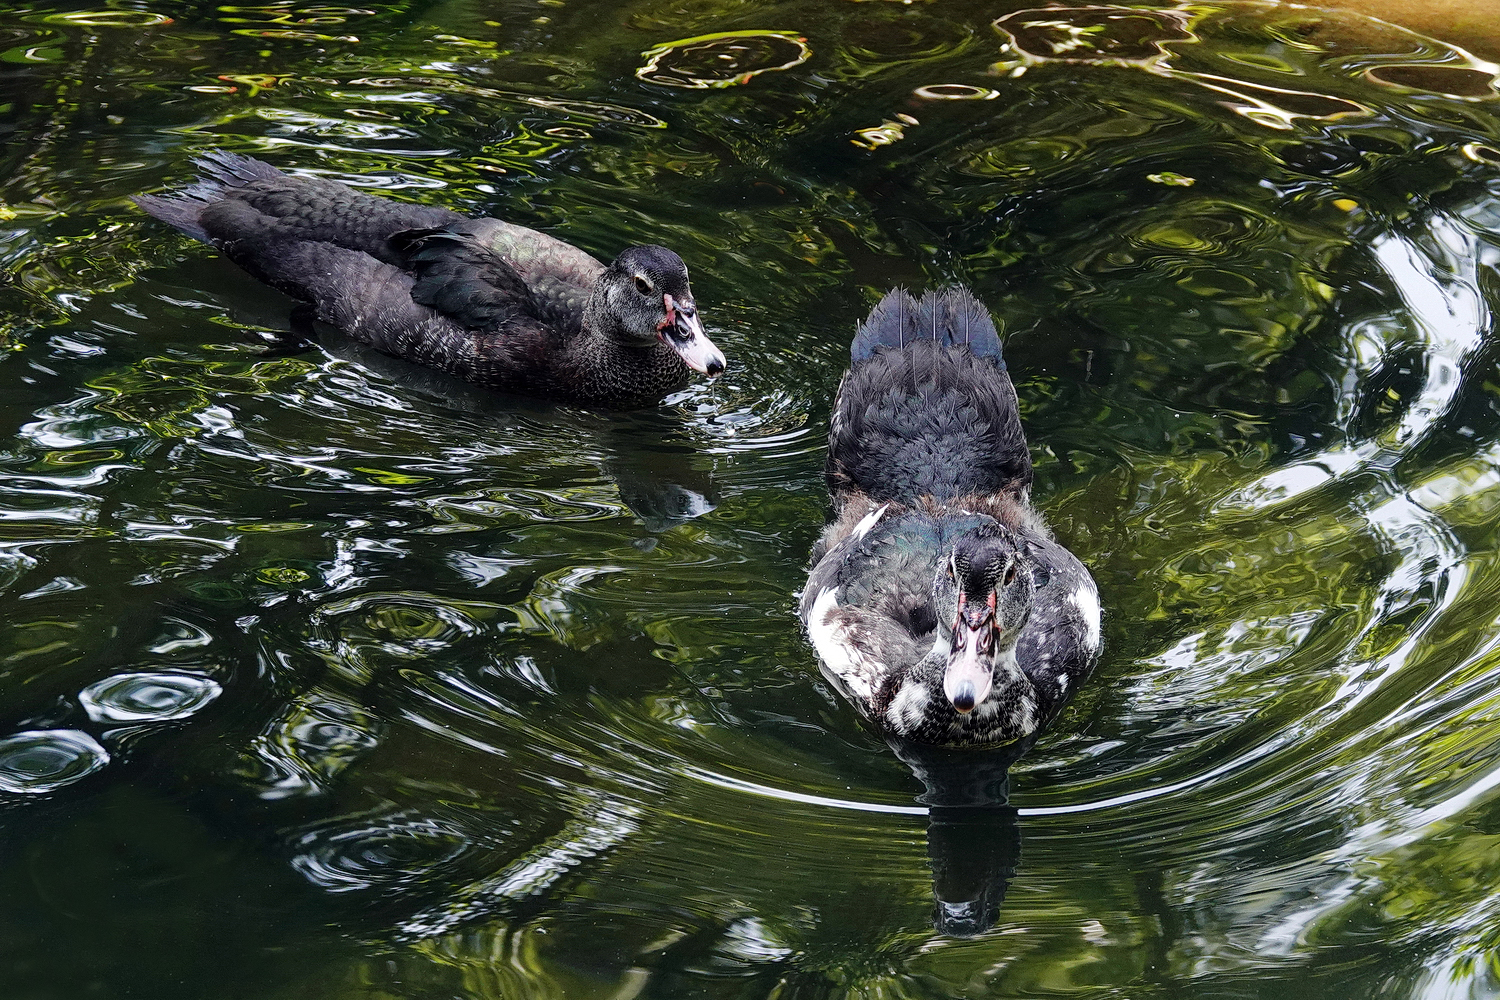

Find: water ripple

[1218,210,1491,515]
[78,671,222,723]
[291,812,474,893]
[638,31,811,89]
[3,0,1500,992]
[0,730,109,794]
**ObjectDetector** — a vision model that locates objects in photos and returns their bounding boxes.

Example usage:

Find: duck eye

[634,276,653,295]
[1003,565,1017,586]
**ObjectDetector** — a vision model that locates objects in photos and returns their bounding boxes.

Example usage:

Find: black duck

[134,152,726,408]
[800,287,1101,747]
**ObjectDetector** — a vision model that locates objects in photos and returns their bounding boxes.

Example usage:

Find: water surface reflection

[2,1,1500,998]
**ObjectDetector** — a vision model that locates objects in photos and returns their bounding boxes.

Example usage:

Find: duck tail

[192,150,284,188]
[849,287,1004,366]
[850,288,919,361]
[131,151,285,243]
[915,287,1005,366]
[131,192,211,242]
[829,286,1027,506]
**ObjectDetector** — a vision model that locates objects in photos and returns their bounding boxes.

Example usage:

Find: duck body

[134,152,725,408]
[800,288,1101,748]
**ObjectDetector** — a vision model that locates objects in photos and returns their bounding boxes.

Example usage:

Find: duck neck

[573,292,688,406]
[581,286,619,342]
[964,644,1038,742]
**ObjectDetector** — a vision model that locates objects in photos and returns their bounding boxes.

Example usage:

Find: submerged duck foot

[244,308,318,357]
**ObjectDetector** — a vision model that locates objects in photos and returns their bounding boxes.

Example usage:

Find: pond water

[3,0,1500,997]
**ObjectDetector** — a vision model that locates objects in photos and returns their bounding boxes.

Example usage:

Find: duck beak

[944,593,997,714]
[658,294,726,376]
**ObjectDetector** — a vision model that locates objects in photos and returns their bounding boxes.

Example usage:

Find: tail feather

[849,287,1004,367]
[132,152,286,244]
[131,193,212,242]
[829,285,1027,506]
[850,288,919,361]
[915,287,1005,365]
[195,150,284,188]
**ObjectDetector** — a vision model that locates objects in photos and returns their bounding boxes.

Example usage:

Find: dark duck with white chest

[133,152,725,408]
[800,288,1101,748]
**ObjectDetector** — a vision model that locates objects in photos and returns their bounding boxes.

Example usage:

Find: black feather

[802,286,1100,749]
[849,288,1005,365]
[850,288,919,361]
[133,151,721,407]
[400,227,537,329]
[828,289,1029,506]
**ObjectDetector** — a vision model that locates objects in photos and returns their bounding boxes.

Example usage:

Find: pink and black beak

[944,589,999,714]
[657,293,725,376]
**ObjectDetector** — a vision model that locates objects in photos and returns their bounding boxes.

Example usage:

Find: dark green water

[4,0,1500,996]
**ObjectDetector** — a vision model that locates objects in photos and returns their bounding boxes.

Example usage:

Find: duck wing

[401,217,604,289]
[828,288,1032,506]
[390,218,601,335]
[1014,532,1102,705]
[213,232,555,376]
[802,506,929,714]
[394,227,541,330]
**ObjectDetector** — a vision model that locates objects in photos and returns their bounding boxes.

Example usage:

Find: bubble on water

[637,31,811,89]
[988,7,1368,130]
[992,6,1196,71]
[0,730,109,794]
[315,591,493,656]
[79,671,222,724]
[1462,142,1500,166]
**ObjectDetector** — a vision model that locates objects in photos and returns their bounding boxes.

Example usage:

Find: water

[3,0,1500,996]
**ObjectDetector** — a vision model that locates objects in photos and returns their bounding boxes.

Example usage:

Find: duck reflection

[598,409,718,531]
[271,315,717,529]
[889,736,1030,936]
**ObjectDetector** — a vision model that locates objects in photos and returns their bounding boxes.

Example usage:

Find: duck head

[934,527,1034,714]
[596,245,726,376]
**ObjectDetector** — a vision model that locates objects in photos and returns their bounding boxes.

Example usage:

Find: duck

[133,151,726,408]
[800,287,1101,748]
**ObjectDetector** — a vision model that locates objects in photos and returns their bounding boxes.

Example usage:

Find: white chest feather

[885,680,930,732]
[806,587,878,703]
[1070,580,1102,652]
